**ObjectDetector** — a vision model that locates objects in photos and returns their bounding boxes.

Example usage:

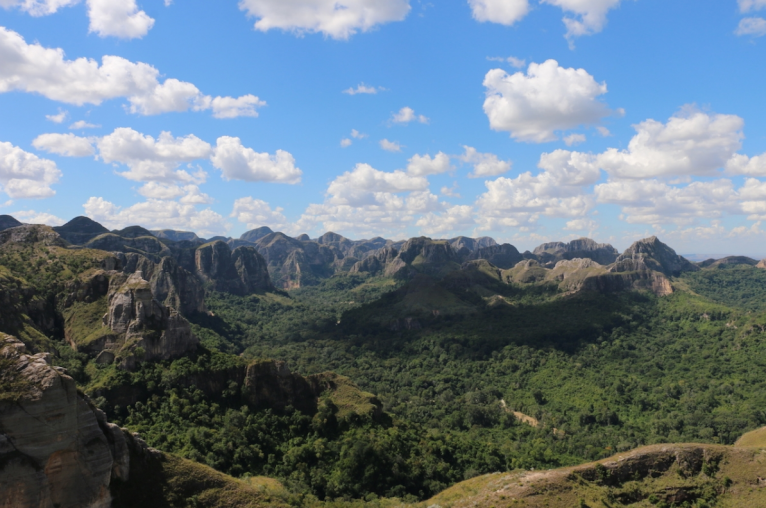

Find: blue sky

[1,0,766,255]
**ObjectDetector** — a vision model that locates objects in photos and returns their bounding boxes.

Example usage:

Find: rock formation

[758,258,766,269]
[150,229,200,242]
[0,214,22,232]
[468,243,523,269]
[53,216,109,245]
[195,241,274,294]
[0,224,67,248]
[85,233,172,263]
[240,226,274,243]
[533,238,619,265]
[253,232,337,289]
[615,236,698,277]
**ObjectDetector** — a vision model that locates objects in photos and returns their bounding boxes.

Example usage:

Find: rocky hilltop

[0,214,22,232]
[533,237,619,265]
[0,334,283,508]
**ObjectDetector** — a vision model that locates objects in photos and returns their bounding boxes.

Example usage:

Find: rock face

[0,335,118,508]
[240,226,274,243]
[0,224,67,248]
[150,229,199,242]
[195,241,274,295]
[99,272,198,369]
[0,214,22,232]
[468,243,523,269]
[616,236,698,277]
[53,216,109,245]
[253,233,337,289]
[86,234,172,262]
[118,253,207,316]
[758,259,766,269]
[533,238,619,265]
[447,236,497,258]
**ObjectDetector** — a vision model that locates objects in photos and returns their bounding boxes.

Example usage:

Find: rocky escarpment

[0,224,67,248]
[533,238,619,265]
[468,243,523,269]
[195,240,274,294]
[86,233,172,263]
[53,216,109,245]
[616,236,698,277]
[150,229,200,242]
[0,334,152,508]
[0,214,22,232]
[117,253,206,316]
[66,272,198,370]
[352,237,461,279]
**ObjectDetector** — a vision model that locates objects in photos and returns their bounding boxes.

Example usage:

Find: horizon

[1,1,766,255]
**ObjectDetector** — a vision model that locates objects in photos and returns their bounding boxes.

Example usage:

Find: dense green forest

[53,266,766,502]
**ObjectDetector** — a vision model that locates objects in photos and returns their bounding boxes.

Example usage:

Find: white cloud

[84,194,227,237]
[459,146,512,178]
[596,126,612,137]
[351,129,367,139]
[739,0,766,12]
[595,108,743,179]
[343,83,385,95]
[33,132,96,157]
[735,17,766,36]
[11,210,65,226]
[0,27,263,117]
[326,163,428,206]
[595,178,740,225]
[238,0,411,40]
[69,120,101,129]
[209,95,266,119]
[136,182,212,204]
[727,153,766,176]
[391,106,429,124]
[231,196,290,231]
[487,56,526,68]
[340,138,352,148]
[416,204,475,236]
[0,0,79,17]
[468,0,529,26]
[441,182,461,198]
[86,0,155,39]
[380,139,402,152]
[406,152,452,176]
[541,0,623,45]
[564,218,598,231]
[46,109,68,123]
[564,133,586,146]
[97,128,212,182]
[0,141,62,199]
[210,136,302,184]
[483,60,612,143]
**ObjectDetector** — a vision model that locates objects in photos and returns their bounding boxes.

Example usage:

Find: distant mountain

[152,229,200,242]
[240,226,273,243]
[0,214,22,232]
[533,237,619,265]
[52,216,109,245]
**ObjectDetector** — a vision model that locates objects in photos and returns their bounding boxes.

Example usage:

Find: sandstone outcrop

[240,226,274,243]
[0,335,130,508]
[253,232,337,289]
[85,233,172,262]
[758,258,766,269]
[53,216,109,245]
[468,243,523,269]
[195,240,274,294]
[0,224,67,248]
[150,229,200,242]
[616,236,698,277]
[118,253,206,316]
[533,238,619,265]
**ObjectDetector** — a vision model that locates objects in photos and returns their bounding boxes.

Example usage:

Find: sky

[1,0,766,255]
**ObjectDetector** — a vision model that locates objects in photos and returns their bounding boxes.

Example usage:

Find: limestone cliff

[195,240,274,294]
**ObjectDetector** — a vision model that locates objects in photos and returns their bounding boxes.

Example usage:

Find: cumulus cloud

[340,138,352,148]
[239,0,411,40]
[293,162,441,236]
[379,139,402,152]
[83,193,227,237]
[2,0,154,39]
[0,141,62,199]
[541,0,623,45]
[475,148,600,229]
[137,183,213,204]
[564,218,598,231]
[483,60,612,143]
[595,108,743,179]
[343,83,385,95]
[727,153,766,176]
[564,133,586,146]
[11,210,65,226]
[210,136,302,184]
[33,132,96,157]
[391,106,429,124]
[69,120,100,129]
[97,128,212,182]
[406,152,452,176]
[487,56,526,68]
[739,0,766,12]
[0,27,263,117]
[735,17,766,36]
[459,146,511,178]
[351,129,367,139]
[87,0,154,39]
[231,197,290,231]
[46,109,68,123]
[468,0,529,26]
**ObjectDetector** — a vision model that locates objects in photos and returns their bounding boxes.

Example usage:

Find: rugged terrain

[3,214,766,508]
